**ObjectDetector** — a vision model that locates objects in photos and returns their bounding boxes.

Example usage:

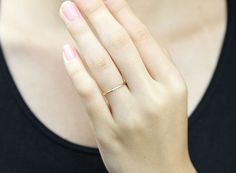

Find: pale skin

[59,0,197,172]
[0,0,227,172]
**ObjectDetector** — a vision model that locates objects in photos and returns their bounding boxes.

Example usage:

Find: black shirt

[0,0,236,172]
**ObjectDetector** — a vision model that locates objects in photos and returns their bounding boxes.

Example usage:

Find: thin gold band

[102,80,126,96]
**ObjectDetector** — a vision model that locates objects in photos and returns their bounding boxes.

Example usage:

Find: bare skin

[0,0,227,151]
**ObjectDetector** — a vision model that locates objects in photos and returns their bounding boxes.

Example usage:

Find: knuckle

[142,97,159,116]
[91,56,111,71]
[67,65,96,98]
[165,66,188,96]
[170,79,188,98]
[164,64,177,76]
[106,29,130,48]
[83,1,104,17]
[133,24,151,42]
[110,0,128,14]
[67,63,83,78]
[76,79,96,98]
[70,25,89,37]
[116,103,145,132]
[119,117,144,132]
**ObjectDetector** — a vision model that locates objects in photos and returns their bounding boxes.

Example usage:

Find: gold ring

[102,80,126,96]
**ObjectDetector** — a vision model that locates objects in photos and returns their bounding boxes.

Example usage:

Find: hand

[59,0,197,172]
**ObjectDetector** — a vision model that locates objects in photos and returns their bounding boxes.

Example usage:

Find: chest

[0,4,227,147]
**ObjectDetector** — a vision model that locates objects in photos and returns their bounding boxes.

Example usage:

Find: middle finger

[74,0,152,92]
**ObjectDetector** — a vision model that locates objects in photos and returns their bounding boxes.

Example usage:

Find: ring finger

[73,0,152,93]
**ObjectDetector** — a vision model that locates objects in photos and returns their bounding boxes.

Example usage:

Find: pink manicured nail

[61,2,81,21]
[63,44,76,61]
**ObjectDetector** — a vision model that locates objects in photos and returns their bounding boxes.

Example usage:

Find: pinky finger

[62,44,115,134]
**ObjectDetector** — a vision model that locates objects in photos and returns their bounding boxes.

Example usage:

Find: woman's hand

[59,0,196,172]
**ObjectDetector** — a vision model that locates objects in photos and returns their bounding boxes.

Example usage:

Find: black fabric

[0,0,235,172]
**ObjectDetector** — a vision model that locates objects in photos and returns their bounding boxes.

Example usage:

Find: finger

[62,44,115,132]
[103,0,181,85]
[73,0,152,93]
[60,1,131,110]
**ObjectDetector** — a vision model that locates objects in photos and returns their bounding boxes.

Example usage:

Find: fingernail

[63,44,76,61]
[61,2,81,21]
